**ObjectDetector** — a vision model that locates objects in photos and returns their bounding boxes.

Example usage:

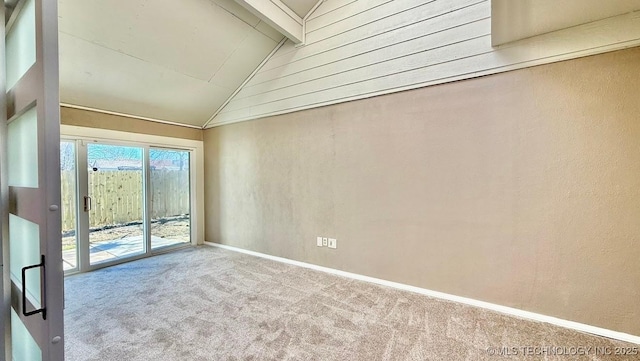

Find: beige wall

[60,106,203,141]
[203,47,640,336]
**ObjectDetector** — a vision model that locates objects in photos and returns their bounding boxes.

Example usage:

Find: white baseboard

[203,242,640,345]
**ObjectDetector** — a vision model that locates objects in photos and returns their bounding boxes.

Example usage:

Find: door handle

[84,196,91,212]
[21,255,47,319]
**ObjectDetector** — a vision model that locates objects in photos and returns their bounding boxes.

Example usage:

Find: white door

[1,0,64,360]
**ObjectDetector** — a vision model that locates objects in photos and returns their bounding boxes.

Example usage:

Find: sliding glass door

[87,143,145,265]
[150,148,191,250]
[60,141,78,271]
[59,140,192,273]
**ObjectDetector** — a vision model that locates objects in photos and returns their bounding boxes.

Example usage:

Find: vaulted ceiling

[61,0,639,129]
[58,0,300,128]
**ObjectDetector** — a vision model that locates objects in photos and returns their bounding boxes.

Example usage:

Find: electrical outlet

[322,237,328,247]
[328,238,337,249]
[317,237,323,247]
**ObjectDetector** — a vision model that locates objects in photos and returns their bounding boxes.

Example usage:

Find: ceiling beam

[233,0,304,44]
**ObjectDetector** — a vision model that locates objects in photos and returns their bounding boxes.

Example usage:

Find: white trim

[234,0,303,43]
[0,3,7,354]
[298,0,326,47]
[204,241,640,345]
[202,38,288,128]
[270,0,303,25]
[61,125,205,246]
[60,103,203,129]
[303,0,325,21]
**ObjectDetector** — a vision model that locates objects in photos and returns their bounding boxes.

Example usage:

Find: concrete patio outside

[63,236,188,271]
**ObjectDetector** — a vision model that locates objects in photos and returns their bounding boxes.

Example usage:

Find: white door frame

[0,3,7,358]
[2,0,64,359]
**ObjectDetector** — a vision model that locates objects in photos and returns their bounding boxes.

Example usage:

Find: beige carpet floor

[64,246,638,360]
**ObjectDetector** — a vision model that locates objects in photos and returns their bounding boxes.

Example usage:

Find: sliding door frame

[61,124,205,247]
[61,135,199,274]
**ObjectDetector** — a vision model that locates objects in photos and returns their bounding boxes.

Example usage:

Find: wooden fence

[61,170,190,232]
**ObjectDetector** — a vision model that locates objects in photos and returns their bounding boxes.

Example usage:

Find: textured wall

[60,106,203,140]
[204,47,640,336]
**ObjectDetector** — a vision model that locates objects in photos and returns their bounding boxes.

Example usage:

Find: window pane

[8,107,38,188]
[6,0,36,90]
[11,309,42,361]
[9,214,41,308]
[87,144,144,264]
[150,148,191,249]
[61,141,78,271]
